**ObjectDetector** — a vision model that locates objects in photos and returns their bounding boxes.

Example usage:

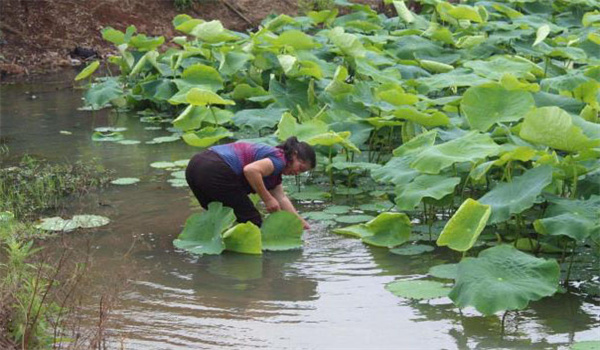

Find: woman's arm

[243,158,280,213]
[269,184,310,229]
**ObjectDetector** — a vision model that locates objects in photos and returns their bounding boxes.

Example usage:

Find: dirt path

[0,0,301,79]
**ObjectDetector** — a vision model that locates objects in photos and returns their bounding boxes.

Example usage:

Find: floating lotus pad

[150,161,177,168]
[111,177,140,185]
[261,211,304,251]
[335,214,375,224]
[449,244,560,315]
[117,140,141,145]
[92,131,125,142]
[334,212,411,248]
[37,215,110,232]
[428,263,458,280]
[389,244,434,256]
[386,280,451,300]
[302,211,337,221]
[436,198,491,252]
[173,202,236,255]
[323,205,352,214]
[146,135,181,144]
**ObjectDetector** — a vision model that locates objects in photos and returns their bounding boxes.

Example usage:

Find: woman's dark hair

[277,136,316,169]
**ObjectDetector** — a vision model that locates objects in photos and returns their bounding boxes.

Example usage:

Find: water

[1,72,599,349]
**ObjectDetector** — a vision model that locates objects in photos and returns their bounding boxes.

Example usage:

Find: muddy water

[1,73,599,349]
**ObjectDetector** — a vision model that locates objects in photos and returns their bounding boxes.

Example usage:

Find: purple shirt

[210,142,286,192]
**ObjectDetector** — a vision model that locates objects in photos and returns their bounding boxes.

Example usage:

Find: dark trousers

[185,150,262,226]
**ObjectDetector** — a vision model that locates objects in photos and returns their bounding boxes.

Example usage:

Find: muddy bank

[0,0,302,79]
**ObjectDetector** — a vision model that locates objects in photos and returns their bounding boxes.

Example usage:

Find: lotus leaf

[328,27,366,58]
[392,129,437,157]
[389,244,434,255]
[147,135,180,144]
[464,56,542,80]
[71,215,110,229]
[449,244,560,315]
[150,161,176,169]
[410,131,500,174]
[307,9,338,25]
[175,64,224,94]
[232,107,287,132]
[533,25,550,46]
[269,78,309,111]
[190,20,238,43]
[395,175,461,210]
[173,202,236,255]
[186,88,234,107]
[394,107,450,128]
[534,213,596,241]
[420,60,454,73]
[500,74,540,92]
[335,215,375,224]
[437,199,491,252]
[520,107,595,152]
[84,79,123,110]
[386,280,450,300]
[268,30,317,50]
[333,224,373,238]
[323,205,352,214]
[173,105,204,131]
[182,127,233,148]
[223,222,262,255]
[91,131,124,142]
[372,156,420,186]
[461,83,535,131]
[261,211,303,251]
[428,263,458,280]
[360,212,411,247]
[571,341,600,350]
[231,84,268,100]
[218,51,253,76]
[37,217,79,232]
[111,177,140,185]
[416,69,491,93]
[302,212,337,220]
[327,161,380,172]
[479,165,553,224]
[75,61,100,81]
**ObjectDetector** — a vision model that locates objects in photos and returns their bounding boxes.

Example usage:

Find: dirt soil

[0,0,384,81]
[0,0,302,79]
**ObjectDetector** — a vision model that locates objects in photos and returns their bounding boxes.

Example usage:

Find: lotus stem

[210,105,219,125]
[571,165,578,199]
[501,311,508,336]
[564,240,577,287]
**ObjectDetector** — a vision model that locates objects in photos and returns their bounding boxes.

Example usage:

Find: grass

[0,155,113,220]
[0,154,121,348]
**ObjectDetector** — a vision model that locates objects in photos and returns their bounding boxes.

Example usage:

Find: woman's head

[277,136,316,175]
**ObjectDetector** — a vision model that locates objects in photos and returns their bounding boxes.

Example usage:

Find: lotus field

[77,0,600,319]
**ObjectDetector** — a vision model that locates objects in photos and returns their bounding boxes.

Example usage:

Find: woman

[185,137,316,229]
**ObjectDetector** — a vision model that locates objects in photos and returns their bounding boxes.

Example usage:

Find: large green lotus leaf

[392,129,437,157]
[437,199,491,252]
[520,107,596,152]
[307,9,338,25]
[461,83,535,131]
[464,56,543,80]
[71,215,110,229]
[186,88,235,106]
[173,202,236,255]
[415,68,491,93]
[328,27,366,58]
[275,112,328,141]
[223,222,262,255]
[232,107,287,131]
[182,127,233,148]
[173,105,203,131]
[141,78,176,102]
[410,131,500,174]
[355,59,403,86]
[328,161,381,172]
[360,212,412,248]
[269,78,309,111]
[386,280,451,300]
[371,156,420,186]
[546,196,600,221]
[479,165,553,224]
[231,84,268,100]
[218,51,253,76]
[449,244,560,315]
[261,211,303,251]
[534,213,596,241]
[396,175,461,210]
[267,30,317,50]
[84,78,123,110]
[175,64,224,94]
[190,20,238,43]
[393,107,450,128]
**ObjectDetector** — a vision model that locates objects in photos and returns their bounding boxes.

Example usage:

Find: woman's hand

[264,196,281,213]
[302,219,311,230]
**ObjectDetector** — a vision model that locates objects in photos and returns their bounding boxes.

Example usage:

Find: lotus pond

[3,0,600,348]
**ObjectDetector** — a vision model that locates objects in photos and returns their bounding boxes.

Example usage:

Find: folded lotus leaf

[395,175,461,210]
[223,222,262,255]
[437,198,491,252]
